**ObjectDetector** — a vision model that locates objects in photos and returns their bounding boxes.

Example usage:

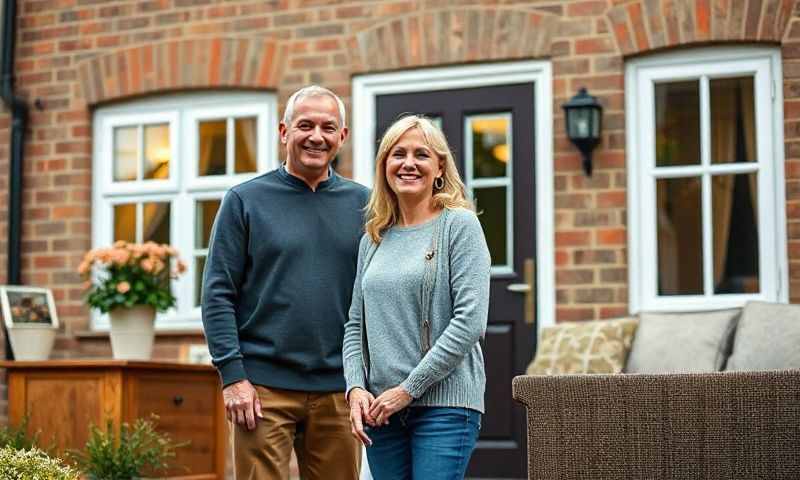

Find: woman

[342,115,491,479]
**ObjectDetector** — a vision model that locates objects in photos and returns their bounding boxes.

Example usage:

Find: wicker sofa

[511,301,800,480]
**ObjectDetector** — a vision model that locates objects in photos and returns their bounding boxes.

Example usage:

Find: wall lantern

[562,87,603,176]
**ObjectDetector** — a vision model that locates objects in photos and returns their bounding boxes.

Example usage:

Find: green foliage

[0,416,41,451]
[0,447,79,480]
[79,242,187,314]
[69,417,184,480]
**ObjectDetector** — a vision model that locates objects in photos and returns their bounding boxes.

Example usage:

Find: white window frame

[92,92,278,330]
[352,60,556,332]
[464,113,515,275]
[626,46,788,313]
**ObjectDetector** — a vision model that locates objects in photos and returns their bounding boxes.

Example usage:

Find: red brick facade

[0,0,798,418]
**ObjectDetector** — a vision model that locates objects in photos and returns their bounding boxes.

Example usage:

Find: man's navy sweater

[201,166,370,391]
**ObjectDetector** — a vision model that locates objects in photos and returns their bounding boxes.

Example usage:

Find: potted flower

[78,241,187,360]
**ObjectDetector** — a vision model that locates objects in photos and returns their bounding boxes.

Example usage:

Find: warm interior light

[153,147,171,164]
[472,118,508,135]
[492,144,509,163]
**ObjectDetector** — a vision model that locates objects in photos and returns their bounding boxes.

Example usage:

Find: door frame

[352,60,555,333]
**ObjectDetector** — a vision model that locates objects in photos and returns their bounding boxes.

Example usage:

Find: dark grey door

[377,83,537,478]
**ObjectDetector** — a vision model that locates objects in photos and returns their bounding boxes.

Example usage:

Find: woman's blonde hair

[365,115,473,243]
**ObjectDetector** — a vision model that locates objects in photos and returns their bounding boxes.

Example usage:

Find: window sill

[74,328,206,339]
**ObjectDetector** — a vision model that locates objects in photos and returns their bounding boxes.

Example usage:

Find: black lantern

[562,87,603,176]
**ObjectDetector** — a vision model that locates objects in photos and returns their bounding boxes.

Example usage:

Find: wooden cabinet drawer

[1,360,226,480]
[128,373,221,477]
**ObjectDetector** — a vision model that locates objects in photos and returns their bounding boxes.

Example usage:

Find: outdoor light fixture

[562,87,603,176]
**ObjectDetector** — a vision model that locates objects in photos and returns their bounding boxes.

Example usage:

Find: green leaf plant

[69,416,186,480]
[0,447,79,480]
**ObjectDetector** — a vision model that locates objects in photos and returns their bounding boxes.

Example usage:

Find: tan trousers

[233,385,361,480]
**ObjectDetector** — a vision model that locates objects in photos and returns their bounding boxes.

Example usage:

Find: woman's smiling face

[385,128,443,201]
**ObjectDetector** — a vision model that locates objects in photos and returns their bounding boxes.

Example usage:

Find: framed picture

[0,286,59,329]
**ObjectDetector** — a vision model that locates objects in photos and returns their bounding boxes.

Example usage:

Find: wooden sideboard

[0,360,227,479]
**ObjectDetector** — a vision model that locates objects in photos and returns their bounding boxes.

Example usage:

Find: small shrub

[0,416,40,451]
[0,446,79,480]
[70,416,183,480]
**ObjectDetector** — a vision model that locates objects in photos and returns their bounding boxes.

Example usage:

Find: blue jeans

[365,407,481,480]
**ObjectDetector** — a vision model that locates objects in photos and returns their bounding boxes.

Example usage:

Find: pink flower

[141,258,154,273]
[152,259,165,274]
[110,248,131,266]
[176,260,187,274]
[116,281,131,294]
[78,260,91,275]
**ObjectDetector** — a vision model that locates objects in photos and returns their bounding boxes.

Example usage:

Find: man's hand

[347,388,376,446]
[368,385,413,426]
[223,379,263,430]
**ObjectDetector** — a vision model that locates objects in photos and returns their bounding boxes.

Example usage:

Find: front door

[377,84,537,478]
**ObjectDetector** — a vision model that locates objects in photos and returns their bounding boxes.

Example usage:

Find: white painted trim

[352,60,556,332]
[464,113,515,275]
[626,46,788,313]
[92,92,277,331]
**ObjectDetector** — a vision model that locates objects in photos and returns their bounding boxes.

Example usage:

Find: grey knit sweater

[342,208,491,413]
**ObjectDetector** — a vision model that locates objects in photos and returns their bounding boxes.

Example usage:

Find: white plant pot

[8,325,57,361]
[108,306,156,360]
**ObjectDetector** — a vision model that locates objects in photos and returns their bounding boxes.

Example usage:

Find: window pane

[473,187,507,267]
[470,115,510,179]
[113,204,136,242]
[196,199,221,249]
[195,256,206,307]
[143,124,170,180]
[655,81,700,167]
[143,202,170,245]
[713,173,759,293]
[656,177,703,295]
[711,77,756,165]
[199,119,227,176]
[113,126,138,181]
[235,117,257,174]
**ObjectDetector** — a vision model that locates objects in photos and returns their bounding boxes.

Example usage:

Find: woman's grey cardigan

[342,208,491,413]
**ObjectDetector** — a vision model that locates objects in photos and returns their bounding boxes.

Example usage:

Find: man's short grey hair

[282,85,347,127]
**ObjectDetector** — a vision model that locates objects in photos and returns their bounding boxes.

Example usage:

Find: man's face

[279,95,348,175]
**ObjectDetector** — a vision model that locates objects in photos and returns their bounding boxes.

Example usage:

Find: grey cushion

[725,301,800,371]
[625,309,740,373]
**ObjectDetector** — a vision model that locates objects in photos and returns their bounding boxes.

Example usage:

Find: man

[202,85,369,479]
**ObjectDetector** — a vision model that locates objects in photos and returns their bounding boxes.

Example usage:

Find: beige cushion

[726,301,800,371]
[625,309,740,374]
[526,317,638,375]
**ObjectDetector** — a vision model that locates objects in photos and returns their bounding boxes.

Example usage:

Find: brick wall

[0,0,795,397]
[783,4,800,302]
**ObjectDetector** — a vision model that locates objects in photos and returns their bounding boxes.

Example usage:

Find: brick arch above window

[346,8,557,73]
[77,37,288,106]
[607,0,796,56]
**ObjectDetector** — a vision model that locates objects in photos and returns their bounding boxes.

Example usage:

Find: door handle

[506,258,535,325]
[506,284,531,293]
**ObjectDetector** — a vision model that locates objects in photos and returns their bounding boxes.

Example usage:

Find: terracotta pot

[108,305,156,360]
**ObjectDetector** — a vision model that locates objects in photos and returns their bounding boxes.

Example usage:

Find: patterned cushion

[526,317,639,375]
